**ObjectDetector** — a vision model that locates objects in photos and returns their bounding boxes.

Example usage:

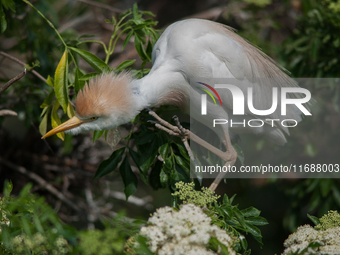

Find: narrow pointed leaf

[54,50,68,113]
[39,107,50,135]
[74,68,85,94]
[79,72,100,81]
[69,47,109,72]
[51,101,65,140]
[120,156,138,199]
[93,130,105,142]
[241,206,261,217]
[123,30,134,49]
[46,75,54,87]
[245,216,268,226]
[116,59,136,71]
[307,214,320,226]
[94,147,124,180]
[0,5,7,33]
[67,102,75,118]
[129,148,148,184]
[40,90,55,109]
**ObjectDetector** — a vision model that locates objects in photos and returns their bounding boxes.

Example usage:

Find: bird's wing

[189,21,304,127]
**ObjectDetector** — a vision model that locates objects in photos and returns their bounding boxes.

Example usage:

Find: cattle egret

[42,19,307,191]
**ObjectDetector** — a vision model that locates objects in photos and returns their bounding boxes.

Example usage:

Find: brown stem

[78,0,124,13]
[0,69,26,95]
[0,51,47,83]
[0,157,81,212]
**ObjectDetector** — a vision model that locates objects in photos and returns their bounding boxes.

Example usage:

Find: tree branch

[0,69,26,95]
[0,157,81,212]
[78,0,124,13]
[0,51,47,83]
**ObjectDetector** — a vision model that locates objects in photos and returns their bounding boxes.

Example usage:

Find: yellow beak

[41,116,85,139]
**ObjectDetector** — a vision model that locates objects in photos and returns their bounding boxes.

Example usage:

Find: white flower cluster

[282,224,340,255]
[140,204,236,255]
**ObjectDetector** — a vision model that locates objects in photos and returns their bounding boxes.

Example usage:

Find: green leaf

[241,207,261,217]
[74,68,85,94]
[233,207,247,230]
[69,47,109,72]
[175,143,190,161]
[307,214,320,226]
[132,3,138,20]
[239,235,248,250]
[46,75,54,87]
[245,223,263,246]
[245,216,268,226]
[123,30,134,49]
[119,156,138,199]
[0,5,7,33]
[93,148,124,180]
[209,237,230,255]
[116,59,136,71]
[174,155,189,170]
[40,90,55,109]
[79,72,100,81]
[54,50,69,113]
[93,130,105,142]
[51,101,64,140]
[135,235,153,255]
[159,143,169,160]
[139,140,158,173]
[67,102,75,118]
[39,107,50,135]
[2,0,15,12]
[129,148,148,184]
[160,168,168,188]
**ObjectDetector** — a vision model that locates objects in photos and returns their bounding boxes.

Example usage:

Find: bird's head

[42,72,139,139]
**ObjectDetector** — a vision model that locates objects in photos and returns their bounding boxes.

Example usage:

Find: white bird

[42,19,307,190]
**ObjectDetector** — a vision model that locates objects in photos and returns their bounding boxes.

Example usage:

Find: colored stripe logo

[197,82,222,106]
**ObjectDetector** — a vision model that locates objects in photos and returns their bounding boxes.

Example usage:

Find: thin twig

[109,191,153,210]
[78,0,125,13]
[0,69,26,95]
[0,157,81,212]
[0,110,18,116]
[0,51,47,83]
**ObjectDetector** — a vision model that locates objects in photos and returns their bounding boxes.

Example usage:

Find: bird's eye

[90,117,98,121]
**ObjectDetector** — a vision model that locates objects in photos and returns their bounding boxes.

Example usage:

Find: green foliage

[94,108,192,199]
[0,181,143,255]
[0,181,76,255]
[26,1,160,141]
[0,0,15,33]
[172,181,220,207]
[78,219,140,255]
[172,182,268,254]
[314,210,340,230]
[284,0,340,77]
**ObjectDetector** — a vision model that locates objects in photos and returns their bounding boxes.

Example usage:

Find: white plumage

[42,19,306,147]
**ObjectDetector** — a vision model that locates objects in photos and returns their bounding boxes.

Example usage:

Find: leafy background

[0,0,340,254]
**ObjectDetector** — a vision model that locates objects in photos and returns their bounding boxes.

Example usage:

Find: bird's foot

[146,109,185,138]
[146,109,197,165]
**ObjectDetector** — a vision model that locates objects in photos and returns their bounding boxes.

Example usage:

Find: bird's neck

[131,67,190,111]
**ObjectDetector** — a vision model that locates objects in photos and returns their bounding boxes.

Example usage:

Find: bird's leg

[172,115,198,167]
[208,129,237,192]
